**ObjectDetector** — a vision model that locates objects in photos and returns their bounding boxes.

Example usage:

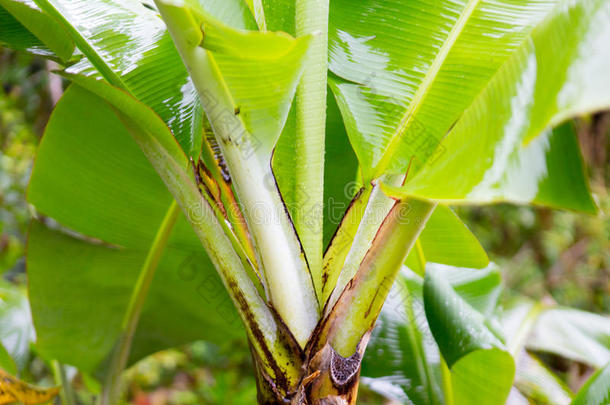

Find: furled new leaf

[156,0,320,344]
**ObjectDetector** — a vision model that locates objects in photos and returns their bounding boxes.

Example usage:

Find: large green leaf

[33,0,203,157]
[328,0,562,181]
[424,265,514,405]
[329,0,605,212]
[526,308,610,368]
[571,363,610,405]
[386,0,609,211]
[27,85,241,374]
[0,0,73,61]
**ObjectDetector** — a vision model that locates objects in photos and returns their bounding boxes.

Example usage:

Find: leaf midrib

[35,0,129,91]
[373,0,481,178]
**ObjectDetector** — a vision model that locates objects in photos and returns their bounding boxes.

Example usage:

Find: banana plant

[1,0,609,404]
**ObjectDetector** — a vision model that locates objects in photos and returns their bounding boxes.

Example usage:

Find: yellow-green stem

[99,201,180,405]
[52,360,75,405]
[441,356,454,405]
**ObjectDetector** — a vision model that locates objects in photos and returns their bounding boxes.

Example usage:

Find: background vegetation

[0,49,608,404]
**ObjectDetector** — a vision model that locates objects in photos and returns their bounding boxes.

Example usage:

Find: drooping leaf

[328,0,562,181]
[0,1,72,61]
[406,205,489,271]
[27,85,241,375]
[571,363,610,405]
[424,265,514,405]
[387,123,596,212]
[387,0,610,211]
[526,308,610,368]
[34,0,203,157]
[0,369,59,405]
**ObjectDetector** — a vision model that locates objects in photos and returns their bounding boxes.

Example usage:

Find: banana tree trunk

[252,336,368,405]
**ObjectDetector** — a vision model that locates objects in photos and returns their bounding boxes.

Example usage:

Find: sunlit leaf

[387,0,609,211]
[328,0,562,181]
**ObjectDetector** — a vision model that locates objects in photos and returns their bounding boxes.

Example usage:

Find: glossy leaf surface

[387,0,610,211]
[35,0,203,157]
[329,0,605,213]
[328,0,561,181]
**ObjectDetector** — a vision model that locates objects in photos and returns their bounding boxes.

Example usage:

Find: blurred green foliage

[0,49,50,277]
